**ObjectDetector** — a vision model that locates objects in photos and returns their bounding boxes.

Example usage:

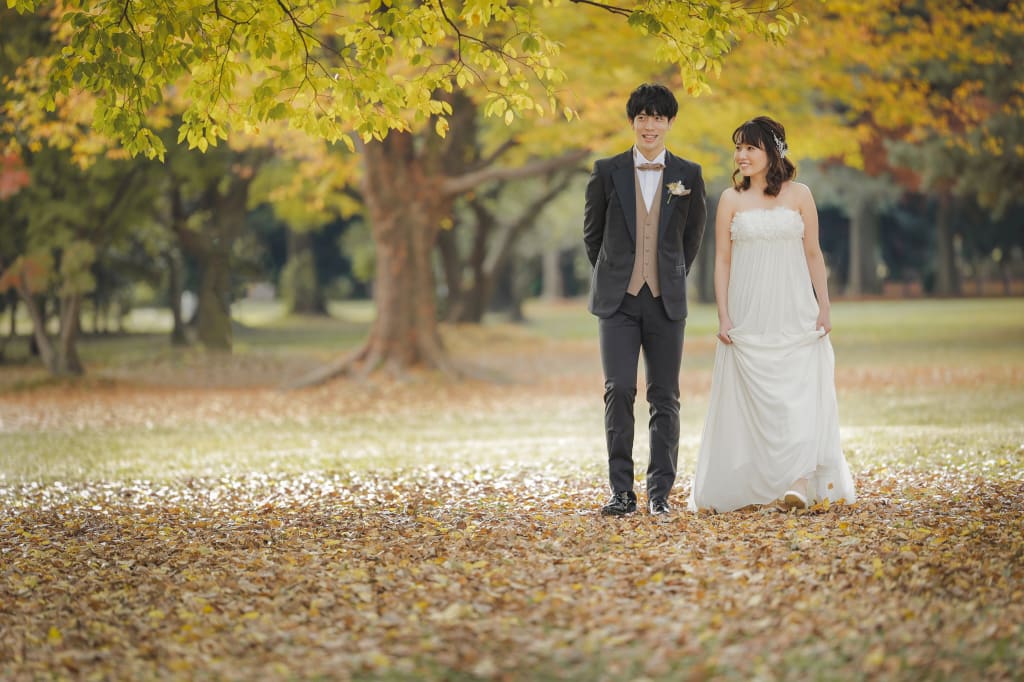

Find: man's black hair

[626,83,679,120]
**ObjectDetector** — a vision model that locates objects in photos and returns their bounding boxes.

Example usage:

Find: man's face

[632,111,674,159]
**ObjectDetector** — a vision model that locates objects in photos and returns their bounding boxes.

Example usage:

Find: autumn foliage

[2,469,1021,679]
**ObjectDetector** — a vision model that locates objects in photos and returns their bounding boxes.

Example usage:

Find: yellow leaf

[47,626,62,644]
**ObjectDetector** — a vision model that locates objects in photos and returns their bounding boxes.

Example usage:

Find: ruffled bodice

[730,207,805,242]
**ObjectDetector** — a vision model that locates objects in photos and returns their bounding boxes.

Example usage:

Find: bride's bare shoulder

[719,187,742,206]
[782,181,813,199]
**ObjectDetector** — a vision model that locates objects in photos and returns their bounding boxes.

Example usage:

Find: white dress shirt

[634,147,666,212]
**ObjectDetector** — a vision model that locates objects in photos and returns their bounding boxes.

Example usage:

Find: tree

[8,0,805,378]
[0,148,160,374]
[788,0,1024,296]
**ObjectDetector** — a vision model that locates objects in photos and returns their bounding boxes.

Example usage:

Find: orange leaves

[0,150,31,199]
[2,469,1023,679]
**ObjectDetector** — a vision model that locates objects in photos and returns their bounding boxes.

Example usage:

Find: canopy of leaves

[793,0,1024,214]
[7,0,804,159]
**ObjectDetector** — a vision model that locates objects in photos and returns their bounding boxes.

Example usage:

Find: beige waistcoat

[626,170,661,297]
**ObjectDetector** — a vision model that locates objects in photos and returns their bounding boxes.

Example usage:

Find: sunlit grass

[0,297,1021,484]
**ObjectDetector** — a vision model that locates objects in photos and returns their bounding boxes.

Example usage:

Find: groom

[583,83,706,516]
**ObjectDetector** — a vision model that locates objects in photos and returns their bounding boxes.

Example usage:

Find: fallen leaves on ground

[2,467,1022,680]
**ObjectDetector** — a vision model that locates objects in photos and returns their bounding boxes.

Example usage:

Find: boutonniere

[666,181,691,202]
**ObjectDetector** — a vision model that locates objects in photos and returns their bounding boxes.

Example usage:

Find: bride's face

[735,142,768,178]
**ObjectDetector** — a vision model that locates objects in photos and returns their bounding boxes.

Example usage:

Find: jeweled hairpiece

[772,132,789,159]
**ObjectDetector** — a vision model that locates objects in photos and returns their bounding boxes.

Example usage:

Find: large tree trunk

[173,173,251,351]
[287,132,462,387]
[195,248,233,351]
[360,133,452,373]
[933,195,960,296]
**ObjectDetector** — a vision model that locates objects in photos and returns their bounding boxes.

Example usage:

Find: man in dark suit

[583,83,707,516]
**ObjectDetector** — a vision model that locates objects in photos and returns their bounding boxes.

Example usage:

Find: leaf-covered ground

[2,469,1022,680]
[2,298,1023,679]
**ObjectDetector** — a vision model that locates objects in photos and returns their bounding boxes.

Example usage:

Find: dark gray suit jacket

[583,149,707,321]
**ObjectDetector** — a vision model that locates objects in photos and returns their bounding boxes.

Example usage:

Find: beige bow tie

[636,162,664,171]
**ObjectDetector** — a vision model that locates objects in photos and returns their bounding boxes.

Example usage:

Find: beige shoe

[782,489,808,510]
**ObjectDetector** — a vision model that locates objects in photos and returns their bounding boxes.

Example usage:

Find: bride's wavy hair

[731,116,796,197]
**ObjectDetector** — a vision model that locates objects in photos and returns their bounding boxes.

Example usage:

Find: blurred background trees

[1,0,1021,378]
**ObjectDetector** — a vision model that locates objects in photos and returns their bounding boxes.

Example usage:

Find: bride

[689,116,857,513]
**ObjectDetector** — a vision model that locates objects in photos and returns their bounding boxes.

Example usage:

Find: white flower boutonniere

[666,181,691,203]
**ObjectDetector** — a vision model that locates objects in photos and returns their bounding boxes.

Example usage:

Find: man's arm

[583,161,606,266]
[683,166,707,274]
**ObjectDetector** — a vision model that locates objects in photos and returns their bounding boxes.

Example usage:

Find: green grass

[0,297,1021,483]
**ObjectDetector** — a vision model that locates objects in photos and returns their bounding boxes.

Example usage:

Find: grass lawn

[1,297,1022,680]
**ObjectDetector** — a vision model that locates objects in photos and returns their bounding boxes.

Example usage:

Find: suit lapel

[611,151,637,243]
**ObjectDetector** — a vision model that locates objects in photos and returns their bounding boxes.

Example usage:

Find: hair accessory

[772,132,788,159]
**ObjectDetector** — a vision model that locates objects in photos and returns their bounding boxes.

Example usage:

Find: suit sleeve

[683,166,707,275]
[583,160,606,267]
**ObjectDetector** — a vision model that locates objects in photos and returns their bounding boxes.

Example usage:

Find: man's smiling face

[631,111,674,160]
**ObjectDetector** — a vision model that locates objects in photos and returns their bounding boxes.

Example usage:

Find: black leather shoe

[601,491,637,516]
[648,497,671,515]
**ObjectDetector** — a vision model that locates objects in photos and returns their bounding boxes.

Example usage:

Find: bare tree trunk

[284,229,327,315]
[0,294,16,361]
[195,248,233,351]
[934,195,960,296]
[20,286,55,371]
[541,249,564,300]
[166,249,188,346]
[848,197,880,296]
[17,280,83,375]
[361,133,452,373]
[287,133,462,387]
[172,172,252,351]
[55,293,83,375]
[436,227,464,321]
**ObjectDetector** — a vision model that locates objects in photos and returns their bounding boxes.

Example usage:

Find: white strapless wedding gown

[689,207,857,512]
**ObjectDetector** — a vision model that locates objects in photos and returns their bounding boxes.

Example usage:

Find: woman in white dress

[689,117,857,513]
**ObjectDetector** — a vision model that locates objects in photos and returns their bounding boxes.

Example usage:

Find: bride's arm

[714,190,736,344]
[799,185,832,334]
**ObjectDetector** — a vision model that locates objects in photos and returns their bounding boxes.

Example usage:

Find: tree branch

[566,0,631,18]
[441,149,590,196]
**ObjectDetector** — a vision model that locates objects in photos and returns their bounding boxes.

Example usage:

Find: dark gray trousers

[598,284,685,500]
